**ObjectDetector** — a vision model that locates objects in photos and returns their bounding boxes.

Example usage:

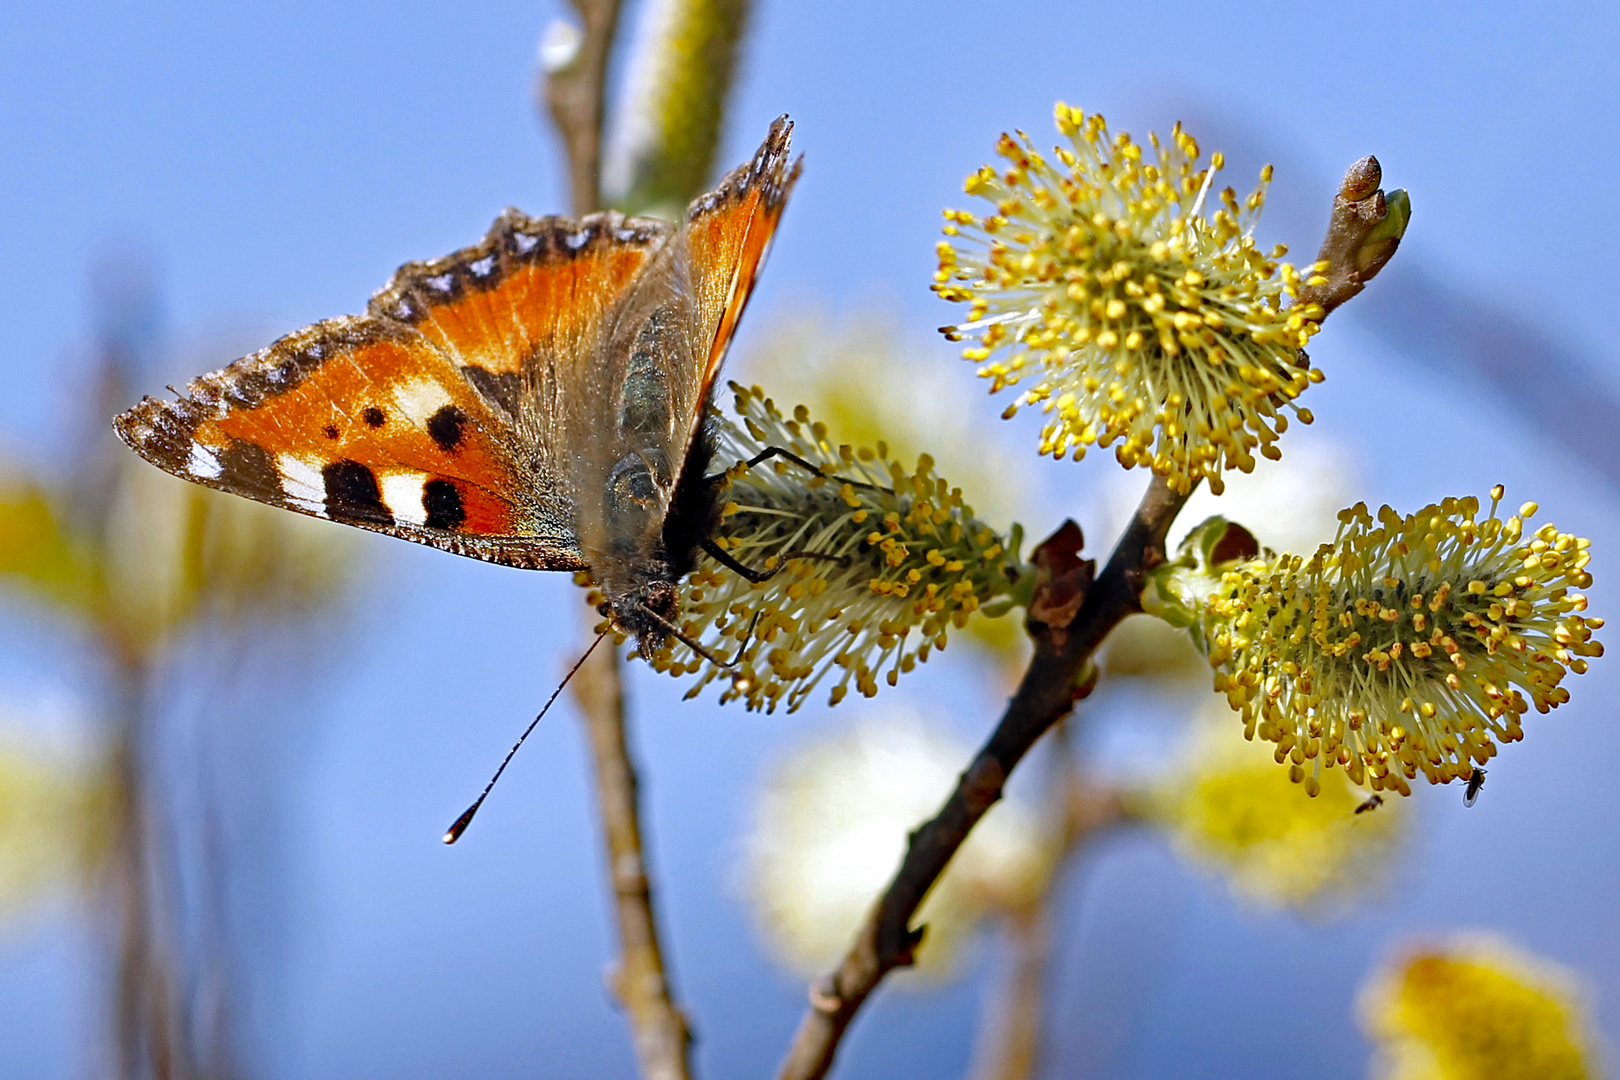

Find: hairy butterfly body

[115,118,800,648]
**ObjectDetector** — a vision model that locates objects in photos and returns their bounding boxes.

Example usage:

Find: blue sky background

[2,2,1619,1077]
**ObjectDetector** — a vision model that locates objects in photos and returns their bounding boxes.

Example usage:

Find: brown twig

[777,480,1185,1080]
[542,0,626,217]
[542,6,695,1079]
[774,155,1406,1080]
[1294,155,1405,317]
[571,638,693,1080]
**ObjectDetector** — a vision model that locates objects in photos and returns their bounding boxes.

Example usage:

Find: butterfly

[115,117,800,652]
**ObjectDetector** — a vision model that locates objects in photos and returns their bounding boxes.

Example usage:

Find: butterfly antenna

[442,633,606,845]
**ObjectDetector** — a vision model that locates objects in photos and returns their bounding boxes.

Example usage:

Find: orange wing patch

[369,211,672,395]
[113,316,584,570]
[684,116,802,384]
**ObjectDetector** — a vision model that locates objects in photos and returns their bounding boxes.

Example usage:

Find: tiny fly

[1353,794,1384,815]
[1463,767,1487,807]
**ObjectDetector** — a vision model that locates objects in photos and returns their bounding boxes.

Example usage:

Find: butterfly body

[115,119,800,648]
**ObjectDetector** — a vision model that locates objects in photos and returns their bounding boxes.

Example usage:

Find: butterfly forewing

[684,117,803,386]
[113,116,800,617]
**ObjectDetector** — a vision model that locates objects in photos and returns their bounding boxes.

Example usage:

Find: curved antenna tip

[443,801,482,845]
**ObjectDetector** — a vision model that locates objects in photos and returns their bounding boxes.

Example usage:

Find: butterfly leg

[708,445,887,492]
[700,537,849,583]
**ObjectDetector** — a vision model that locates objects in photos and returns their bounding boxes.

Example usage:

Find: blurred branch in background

[606,0,752,217]
[1178,103,1620,488]
[1359,262,1620,483]
[539,0,625,217]
[0,251,353,1080]
[537,2,758,1075]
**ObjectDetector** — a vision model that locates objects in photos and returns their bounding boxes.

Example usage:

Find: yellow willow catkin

[1196,490,1601,797]
[935,102,1324,495]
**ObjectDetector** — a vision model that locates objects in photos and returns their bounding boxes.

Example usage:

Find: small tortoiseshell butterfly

[115,118,800,650]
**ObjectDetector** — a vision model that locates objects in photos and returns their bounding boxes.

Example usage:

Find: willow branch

[543,0,626,217]
[776,480,1186,1080]
[542,6,695,1079]
[571,638,692,1080]
[774,155,1406,1080]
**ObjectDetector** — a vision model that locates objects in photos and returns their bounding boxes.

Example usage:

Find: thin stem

[966,903,1049,1080]
[776,477,1189,1080]
[571,631,693,1080]
[543,0,626,218]
[542,5,695,1078]
[108,661,193,1080]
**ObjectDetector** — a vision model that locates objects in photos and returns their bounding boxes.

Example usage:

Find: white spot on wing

[277,454,325,512]
[188,444,222,480]
[379,471,428,526]
[392,377,454,425]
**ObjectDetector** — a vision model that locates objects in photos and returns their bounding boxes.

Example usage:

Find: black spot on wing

[428,405,468,452]
[323,424,340,440]
[461,365,521,419]
[322,460,393,525]
[216,439,283,503]
[363,407,387,427]
[423,479,466,531]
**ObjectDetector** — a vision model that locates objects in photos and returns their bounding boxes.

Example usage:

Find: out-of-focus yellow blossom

[1360,935,1598,1080]
[743,712,1053,980]
[0,454,357,668]
[625,384,1027,712]
[1146,490,1602,798]
[102,454,355,644]
[1151,703,1404,910]
[935,102,1324,495]
[0,727,114,921]
[741,309,1034,526]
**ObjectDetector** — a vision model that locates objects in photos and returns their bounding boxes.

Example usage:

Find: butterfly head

[606,576,683,656]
